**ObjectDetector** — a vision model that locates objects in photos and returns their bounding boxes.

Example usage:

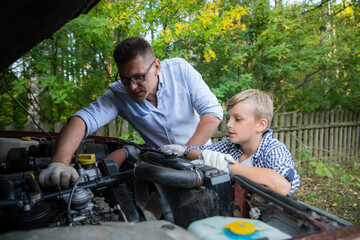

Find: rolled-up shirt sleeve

[72,89,119,138]
[182,59,223,121]
[263,146,300,195]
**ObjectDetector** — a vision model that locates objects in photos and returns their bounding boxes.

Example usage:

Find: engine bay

[0,132,355,239]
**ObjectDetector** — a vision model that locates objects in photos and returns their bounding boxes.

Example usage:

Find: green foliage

[295,159,360,223]
[298,148,311,160]
[1,0,359,132]
[311,160,334,178]
[303,191,318,203]
[119,133,144,145]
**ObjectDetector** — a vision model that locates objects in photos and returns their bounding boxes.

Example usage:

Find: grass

[293,157,360,224]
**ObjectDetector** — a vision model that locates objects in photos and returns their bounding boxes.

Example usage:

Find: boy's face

[226,101,263,145]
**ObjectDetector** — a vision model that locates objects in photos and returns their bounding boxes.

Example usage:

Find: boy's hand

[198,150,236,173]
[160,144,187,157]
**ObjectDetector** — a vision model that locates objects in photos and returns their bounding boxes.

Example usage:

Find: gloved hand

[160,144,187,157]
[198,150,236,173]
[38,163,79,189]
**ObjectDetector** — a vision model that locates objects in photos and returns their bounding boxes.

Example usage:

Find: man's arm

[39,116,86,189]
[229,164,292,195]
[185,113,221,146]
[51,116,86,165]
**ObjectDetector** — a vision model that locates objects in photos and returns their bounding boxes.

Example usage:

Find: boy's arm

[184,138,232,160]
[228,164,292,195]
[186,149,202,160]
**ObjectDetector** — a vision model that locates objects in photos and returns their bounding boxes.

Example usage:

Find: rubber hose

[104,148,127,167]
[134,162,203,188]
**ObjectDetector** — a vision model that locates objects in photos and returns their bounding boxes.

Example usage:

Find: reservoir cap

[225,221,265,235]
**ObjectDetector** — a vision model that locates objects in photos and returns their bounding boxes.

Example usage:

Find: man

[39,36,223,189]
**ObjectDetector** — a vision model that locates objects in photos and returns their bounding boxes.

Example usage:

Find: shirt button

[159,96,162,100]
[167,129,171,133]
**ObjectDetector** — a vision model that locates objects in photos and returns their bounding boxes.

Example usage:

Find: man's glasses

[115,59,156,85]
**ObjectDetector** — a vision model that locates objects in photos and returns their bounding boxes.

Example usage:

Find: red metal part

[104,149,127,168]
[234,182,250,218]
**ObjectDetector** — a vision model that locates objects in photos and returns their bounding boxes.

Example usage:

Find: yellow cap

[27,172,35,179]
[225,221,265,235]
[78,154,96,165]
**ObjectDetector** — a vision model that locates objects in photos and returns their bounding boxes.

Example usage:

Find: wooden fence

[3,111,359,162]
[212,111,360,162]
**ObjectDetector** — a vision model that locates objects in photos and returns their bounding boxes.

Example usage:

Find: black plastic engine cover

[153,167,234,228]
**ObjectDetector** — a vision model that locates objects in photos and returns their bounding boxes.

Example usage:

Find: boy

[184,89,300,195]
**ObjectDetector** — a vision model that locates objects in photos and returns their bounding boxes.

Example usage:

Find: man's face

[118,55,160,102]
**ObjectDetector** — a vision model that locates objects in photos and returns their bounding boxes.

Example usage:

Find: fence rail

[212,111,360,162]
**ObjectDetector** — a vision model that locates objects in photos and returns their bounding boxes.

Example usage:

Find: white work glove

[39,163,79,189]
[195,150,236,173]
[160,144,187,157]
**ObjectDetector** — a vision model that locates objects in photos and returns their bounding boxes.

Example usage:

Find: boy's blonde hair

[226,89,274,129]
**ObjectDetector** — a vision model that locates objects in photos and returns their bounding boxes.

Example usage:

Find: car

[0,131,358,239]
[0,1,358,239]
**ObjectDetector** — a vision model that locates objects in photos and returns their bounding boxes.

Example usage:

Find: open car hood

[0,0,100,72]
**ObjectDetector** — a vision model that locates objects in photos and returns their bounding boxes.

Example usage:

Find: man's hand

[160,144,187,157]
[38,163,79,189]
[198,150,236,173]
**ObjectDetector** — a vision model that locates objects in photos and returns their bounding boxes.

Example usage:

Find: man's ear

[154,59,161,75]
[256,119,268,132]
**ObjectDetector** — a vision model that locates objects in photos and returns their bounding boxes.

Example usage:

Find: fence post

[309,112,315,158]
[319,112,324,159]
[108,119,117,138]
[24,122,36,131]
[119,118,129,136]
[303,113,308,150]
[329,112,335,160]
[39,122,49,132]
[334,111,340,162]
[291,112,297,159]
[285,113,291,155]
[3,123,16,131]
[96,127,105,136]
[314,112,319,158]
[54,121,63,133]
[297,112,303,161]
[343,111,348,161]
[355,111,360,162]
[272,113,278,140]
[280,114,285,143]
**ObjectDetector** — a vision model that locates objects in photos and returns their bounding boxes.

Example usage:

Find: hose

[134,162,203,188]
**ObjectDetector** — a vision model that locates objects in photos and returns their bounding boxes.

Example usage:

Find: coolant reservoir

[187,216,291,240]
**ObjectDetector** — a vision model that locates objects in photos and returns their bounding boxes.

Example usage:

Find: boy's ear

[256,119,268,132]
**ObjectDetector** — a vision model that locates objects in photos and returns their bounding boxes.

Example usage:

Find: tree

[1,0,358,131]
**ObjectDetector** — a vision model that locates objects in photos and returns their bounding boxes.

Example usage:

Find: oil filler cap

[78,154,96,166]
[225,221,265,235]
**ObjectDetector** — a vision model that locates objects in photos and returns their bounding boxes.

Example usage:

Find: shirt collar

[157,74,164,88]
[253,129,273,159]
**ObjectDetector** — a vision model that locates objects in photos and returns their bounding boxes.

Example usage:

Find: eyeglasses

[115,59,156,85]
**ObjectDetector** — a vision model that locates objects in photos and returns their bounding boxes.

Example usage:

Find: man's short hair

[113,36,155,65]
[226,89,274,129]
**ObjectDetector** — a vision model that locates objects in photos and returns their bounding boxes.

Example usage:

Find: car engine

[0,134,234,233]
[0,132,355,238]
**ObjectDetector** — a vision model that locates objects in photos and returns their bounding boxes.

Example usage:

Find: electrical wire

[67,174,90,223]
[0,82,54,140]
